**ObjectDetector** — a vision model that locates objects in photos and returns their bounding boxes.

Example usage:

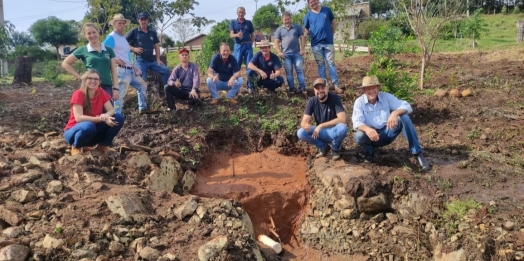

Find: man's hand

[386,112,399,130]
[189,90,199,99]
[299,50,305,56]
[269,72,276,80]
[175,78,181,87]
[112,86,119,100]
[259,71,268,80]
[115,58,125,67]
[134,68,142,76]
[133,47,143,54]
[212,75,219,83]
[312,125,322,139]
[365,128,380,142]
[228,78,235,87]
[278,52,285,59]
[156,59,164,66]
[304,123,311,132]
[238,31,243,38]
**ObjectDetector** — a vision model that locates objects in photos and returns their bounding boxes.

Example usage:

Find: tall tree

[252,4,281,32]
[84,0,154,35]
[171,18,197,45]
[393,0,466,89]
[29,17,79,60]
[10,31,36,47]
[0,21,14,60]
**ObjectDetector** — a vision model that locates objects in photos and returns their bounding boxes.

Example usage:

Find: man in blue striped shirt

[352,76,430,171]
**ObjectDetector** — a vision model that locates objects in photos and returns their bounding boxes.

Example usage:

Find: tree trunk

[419,53,426,90]
[147,55,168,97]
[12,56,33,85]
[55,46,61,60]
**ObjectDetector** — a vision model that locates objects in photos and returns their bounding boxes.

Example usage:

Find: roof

[184,33,207,44]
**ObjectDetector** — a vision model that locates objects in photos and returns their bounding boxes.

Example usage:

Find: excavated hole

[192,149,309,249]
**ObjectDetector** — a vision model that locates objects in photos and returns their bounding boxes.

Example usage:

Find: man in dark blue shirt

[206,43,243,105]
[247,40,284,93]
[297,78,348,160]
[230,6,255,92]
[125,12,170,86]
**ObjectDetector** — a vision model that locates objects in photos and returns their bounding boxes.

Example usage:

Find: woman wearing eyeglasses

[63,69,125,155]
[62,23,119,100]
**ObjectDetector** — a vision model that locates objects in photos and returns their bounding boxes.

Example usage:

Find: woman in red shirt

[64,69,125,155]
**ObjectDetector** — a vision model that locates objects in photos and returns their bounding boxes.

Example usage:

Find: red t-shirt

[64,88,111,130]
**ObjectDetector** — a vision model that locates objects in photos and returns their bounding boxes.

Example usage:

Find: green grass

[2,74,75,83]
[443,198,482,221]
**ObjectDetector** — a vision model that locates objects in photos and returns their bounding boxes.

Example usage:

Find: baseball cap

[312,78,328,89]
[178,48,189,55]
[137,12,149,19]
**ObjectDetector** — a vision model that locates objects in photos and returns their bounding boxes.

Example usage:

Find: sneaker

[332,151,341,161]
[166,108,177,115]
[139,108,154,115]
[363,155,374,163]
[315,146,331,158]
[71,146,81,156]
[228,98,238,104]
[301,90,308,97]
[210,99,219,105]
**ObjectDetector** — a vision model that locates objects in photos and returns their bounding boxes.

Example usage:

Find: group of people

[60,2,431,171]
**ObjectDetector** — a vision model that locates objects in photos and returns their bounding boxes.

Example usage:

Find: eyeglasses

[86,77,100,81]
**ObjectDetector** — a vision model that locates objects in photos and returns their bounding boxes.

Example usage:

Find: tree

[29,17,79,60]
[460,8,488,43]
[195,20,233,72]
[252,4,281,32]
[10,31,36,47]
[0,21,14,61]
[160,34,175,53]
[393,0,466,89]
[370,0,393,15]
[171,18,197,45]
[85,0,154,35]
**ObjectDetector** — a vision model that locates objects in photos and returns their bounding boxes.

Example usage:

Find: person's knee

[337,123,349,135]
[297,128,307,139]
[354,130,367,143]
[113,113,125,125]
[164,84,171,92]
[206,77,213,86]
[235,77,244,86]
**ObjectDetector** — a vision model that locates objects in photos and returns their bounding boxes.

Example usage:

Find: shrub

[8,46,56,63]
[42,61,65,87]
[368,59,416,102]
[195,20,234,73]
[356,19,388,40]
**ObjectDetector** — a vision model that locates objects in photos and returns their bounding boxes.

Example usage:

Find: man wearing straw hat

[247,40,284,94]
[352,75,431,171]
[103,14,151,115]
[297,78,348,161]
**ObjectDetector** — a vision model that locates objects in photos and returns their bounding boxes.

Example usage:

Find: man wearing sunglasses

[297,78,348,160]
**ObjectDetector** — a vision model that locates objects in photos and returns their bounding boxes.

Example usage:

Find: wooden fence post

[517,21,524,43]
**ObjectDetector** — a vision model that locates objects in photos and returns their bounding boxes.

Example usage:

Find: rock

[434,89,447,97]
[182,170,197,195]
[11,189,37,203]
[158,253,178,261]
[334,198,352,211]
[127,151,152,168]
[386,213,398,224]
[318,165,372,188]
[44,131,59,138]
[11,170,42,186]
[357,192,392,213]
[147,156,183,192]
[139,246,161,261]
[461,89,472,97]
[2,226,24,238]
[130,237,147,253]
[42,234,65,249]
[0,206,21,226]
[449,89,462,98]
[46,180,63,194]
[108,241,124,253]
[198,235,229,261]
[174,199,198,220]
[28,156,41,166]
[71,249,96,259]
[503,221,515,231]
[0,244,30,261]
[105,194,147,221]
[240,210,255,236]
[434,245,464,261]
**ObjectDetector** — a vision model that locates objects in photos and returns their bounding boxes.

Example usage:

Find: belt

[118,65,133,69]
[240,41,252,44]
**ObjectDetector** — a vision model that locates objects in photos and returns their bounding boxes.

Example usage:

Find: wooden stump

[12,56,33,85]
[517,20,524,43]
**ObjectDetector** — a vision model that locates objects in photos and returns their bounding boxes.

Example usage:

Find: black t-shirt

[304,93,345,125]
[125,28,160,62]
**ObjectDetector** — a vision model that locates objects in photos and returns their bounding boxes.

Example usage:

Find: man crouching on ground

[297,78,348,160]
[352,75,431,171]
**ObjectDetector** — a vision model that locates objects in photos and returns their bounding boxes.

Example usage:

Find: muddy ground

[1,49,524,260]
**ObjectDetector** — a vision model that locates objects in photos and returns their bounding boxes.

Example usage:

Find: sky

[5,0,305,36]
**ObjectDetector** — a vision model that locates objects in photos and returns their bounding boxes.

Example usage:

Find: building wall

[185,36,205,47]
[335,17,357,41]
[58,45,76,55]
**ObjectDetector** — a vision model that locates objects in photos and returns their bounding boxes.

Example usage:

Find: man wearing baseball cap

[164,48,201,114]
[103,14,151,115]
[352,75,431,171]
[297,78,348,160]
[247,39,284,94]
[125,12,170,87]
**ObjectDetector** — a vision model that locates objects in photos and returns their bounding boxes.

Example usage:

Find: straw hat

[109,14,131,25]
[357,75,381,89]
[258,40,271,47]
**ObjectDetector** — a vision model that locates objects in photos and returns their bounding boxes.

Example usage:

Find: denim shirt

[352,92,412,130]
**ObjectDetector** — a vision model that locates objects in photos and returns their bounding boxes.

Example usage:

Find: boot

[71,146,82,156]
[415,153,431,171]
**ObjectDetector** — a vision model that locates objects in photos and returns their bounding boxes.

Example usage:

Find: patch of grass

[443,198,482,221]
[467,130,479,140]
[437,178,453,191]
[230,115,240,126]
[193,143,201,152]
[180,146,189,154]
[189,128,198,136]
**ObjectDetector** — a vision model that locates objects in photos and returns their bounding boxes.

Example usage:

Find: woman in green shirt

[62,23,119,100]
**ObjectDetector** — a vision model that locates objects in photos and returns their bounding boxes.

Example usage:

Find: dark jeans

[64,113,125,148]
[247,70,284,92]
[164,85,200,110]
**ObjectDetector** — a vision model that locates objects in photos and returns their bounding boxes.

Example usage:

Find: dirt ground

[1,49,524,260]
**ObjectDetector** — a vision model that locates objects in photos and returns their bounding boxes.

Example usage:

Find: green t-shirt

[72,44,115,86]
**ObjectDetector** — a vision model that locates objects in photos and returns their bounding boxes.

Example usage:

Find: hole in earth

[192,149,309,253]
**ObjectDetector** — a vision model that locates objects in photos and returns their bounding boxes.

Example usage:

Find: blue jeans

[354,114,423,157]
[283,52,305,91]
[206,77,243,99]
[233,43,252,87]
[297,123,348,152]
[311,44,339,86]
[64,114,125,148]
[136,58,170,85]
[115,67,148,114]
[247,70,284,91]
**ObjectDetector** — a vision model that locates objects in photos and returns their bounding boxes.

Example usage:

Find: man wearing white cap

[247,40,284,94]
[352,75,431,171]
[103,14,151,115]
